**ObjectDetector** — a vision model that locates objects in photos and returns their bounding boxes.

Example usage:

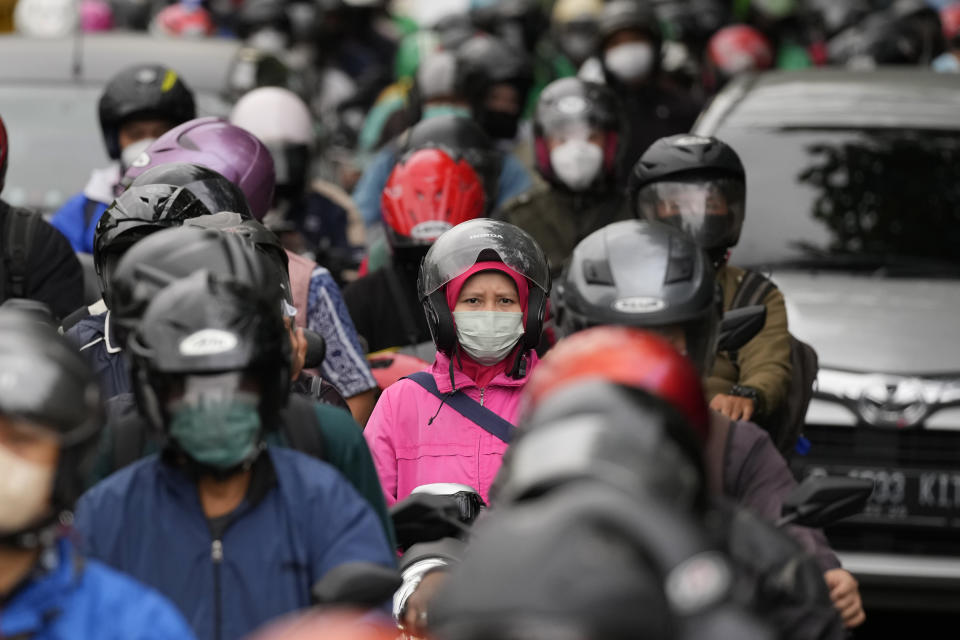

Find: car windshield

[714,126,960,276]
[1,84,229,214]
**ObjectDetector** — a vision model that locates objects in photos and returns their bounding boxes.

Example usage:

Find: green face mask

[168,391,263,470]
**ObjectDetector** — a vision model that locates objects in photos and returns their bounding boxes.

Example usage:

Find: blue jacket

[50,164,119,254]
[64,310,128,400]
[73,447,396,640]
[49,194,108,254]
[0,538,195,640]
[352,146,533,227]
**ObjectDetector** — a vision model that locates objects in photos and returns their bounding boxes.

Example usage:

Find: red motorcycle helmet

[707,24,774,76]
[942,3,960,47]
[150,3,216,37]
[381,147,486,250]
[0,115,8,193]
[525,325,710,443]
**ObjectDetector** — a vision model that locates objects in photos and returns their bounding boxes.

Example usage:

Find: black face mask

[478,109,520,141]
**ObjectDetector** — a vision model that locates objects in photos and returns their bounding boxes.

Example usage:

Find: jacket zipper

[479,387,485,407]
[212,539,224,640]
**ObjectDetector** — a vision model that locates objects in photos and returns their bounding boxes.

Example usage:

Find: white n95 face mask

[604,42,655,83]
[0,443,54,533]
[550,140,604,191]
[453,311,525,366]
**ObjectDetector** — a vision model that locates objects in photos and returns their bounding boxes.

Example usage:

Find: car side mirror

[310,561,402,607]
[717,305,767,352]
[777,476,874,529]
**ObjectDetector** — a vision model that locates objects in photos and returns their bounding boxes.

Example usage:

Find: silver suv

[694,69,960,613]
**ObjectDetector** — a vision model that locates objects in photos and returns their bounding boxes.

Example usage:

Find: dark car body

[694,69,960,613]
[0,33,238,214]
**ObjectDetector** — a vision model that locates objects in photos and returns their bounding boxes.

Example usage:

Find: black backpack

[0,201,39,302]
[728,270,818,457]
[110,394,327,471]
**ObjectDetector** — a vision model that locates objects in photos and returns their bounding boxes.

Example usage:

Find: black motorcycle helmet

[493,380,708,512]
[470,0,549,54]
[401,115,502,214]
[128,270,291,448]
[0,309,101,549]
[109,223,284,344]
[126,162,255,218]
[418,219,550,366]
[223,47,292,104]
[555,220,721,375]
[94,183,214,306]
[98,64,196,160]
[429,479,766,640]
[185,212,293,303]
[454,34,534,141]
[533,77,625,191]
[629,134,747,263]
[598,0,664,76]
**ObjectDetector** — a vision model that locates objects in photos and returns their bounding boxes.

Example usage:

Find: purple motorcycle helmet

[121,116,276,220]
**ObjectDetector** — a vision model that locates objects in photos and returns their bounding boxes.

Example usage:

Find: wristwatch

[729,385,764,414]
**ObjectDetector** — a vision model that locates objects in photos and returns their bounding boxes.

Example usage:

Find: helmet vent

[583,259,614,286]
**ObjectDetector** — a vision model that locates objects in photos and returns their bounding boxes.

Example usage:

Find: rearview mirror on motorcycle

[776,476,874,529]
[390,484,485,552]
[310,561,402,608]
[717,304,767,353]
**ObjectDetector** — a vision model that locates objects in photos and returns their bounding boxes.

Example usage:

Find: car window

[715,126,960,273]
[1,84,230,214]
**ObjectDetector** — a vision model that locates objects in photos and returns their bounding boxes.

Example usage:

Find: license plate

[800,464,960,526]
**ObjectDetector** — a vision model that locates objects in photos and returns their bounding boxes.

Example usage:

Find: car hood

[771,272,960,375]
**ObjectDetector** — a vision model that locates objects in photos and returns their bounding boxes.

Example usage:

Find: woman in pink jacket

[363,219,550,505]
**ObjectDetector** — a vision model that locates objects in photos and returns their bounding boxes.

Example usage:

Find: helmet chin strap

[0,511,66,552]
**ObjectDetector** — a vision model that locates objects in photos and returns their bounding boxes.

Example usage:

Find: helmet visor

[634,178,745,250]
[420,220,551,296]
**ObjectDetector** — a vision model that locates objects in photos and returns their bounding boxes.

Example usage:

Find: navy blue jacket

[73,447,396,640]
[0,538,195,639]
[64,311,129,400]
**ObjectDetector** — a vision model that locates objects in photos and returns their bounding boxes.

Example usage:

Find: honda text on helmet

[534,77,624,192]
[629,134,746,265]
[122,117,276,220]
[556,219,721,376]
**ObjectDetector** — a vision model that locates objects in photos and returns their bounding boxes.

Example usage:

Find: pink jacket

[363,351,539,506]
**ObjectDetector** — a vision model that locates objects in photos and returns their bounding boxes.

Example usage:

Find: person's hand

[824,568,865,628]
[710,393,756,421]
[286,318,307,381]
[402,570,448,638]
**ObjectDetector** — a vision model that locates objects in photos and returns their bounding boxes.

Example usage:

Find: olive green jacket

[706,264,792,419]
[495,182,632,277]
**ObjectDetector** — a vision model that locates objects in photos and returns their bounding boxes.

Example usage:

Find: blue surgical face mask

[422,104,473,120]
[168,391,262,471]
